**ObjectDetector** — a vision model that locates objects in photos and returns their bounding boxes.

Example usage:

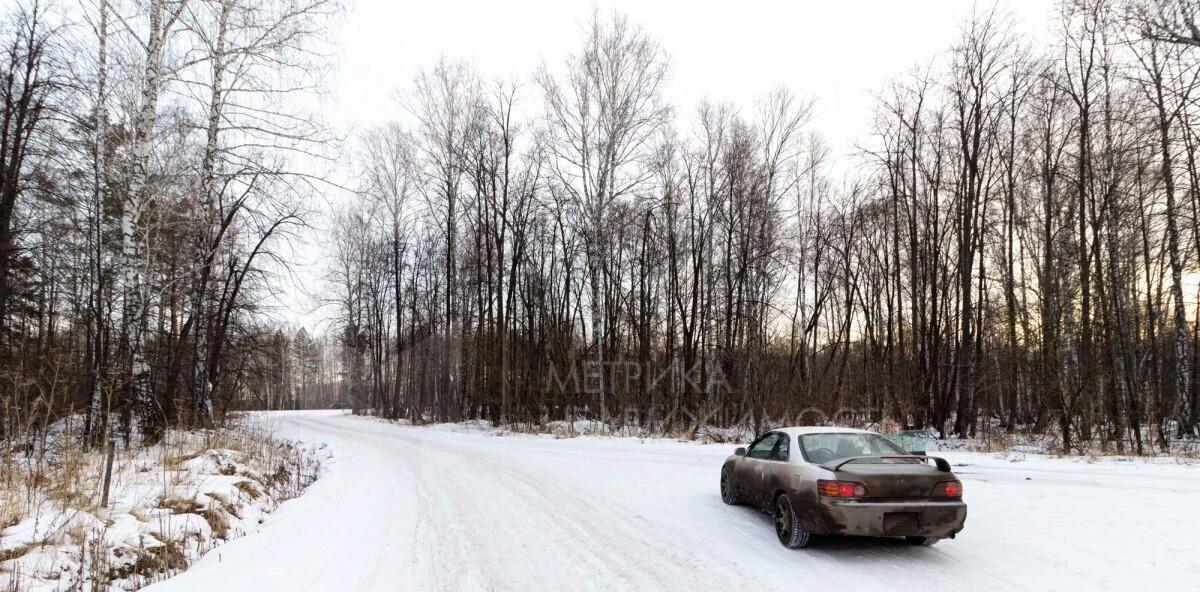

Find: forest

[325,0,1200,454]
[0,0,337,452]
[5,0,1200,458]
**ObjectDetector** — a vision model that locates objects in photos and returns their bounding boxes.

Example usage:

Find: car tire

[720,470,740,505]
[905,536,940,546]
[773,494,813,549]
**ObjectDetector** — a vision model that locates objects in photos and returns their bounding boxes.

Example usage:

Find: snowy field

[148,410,1199,592]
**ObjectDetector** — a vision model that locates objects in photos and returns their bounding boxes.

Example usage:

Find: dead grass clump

[162,452,200,471]
[144,541,189,573]
[204,506,231,540]
[269,463,291,489]
[208,493,239,519]
[158,497,203,515]
[111,540,189,582]
[1,493,24,532]
[45,448,95,510]
[233,480,262,500]
[0,544,31,563]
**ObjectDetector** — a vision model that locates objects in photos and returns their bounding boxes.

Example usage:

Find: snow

[0,421,323,591]
[149,410,1199,592]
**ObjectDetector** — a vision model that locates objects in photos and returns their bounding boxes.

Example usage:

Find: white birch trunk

[87,0,109,442]
[192,0,232,427]
[121,0,172,435]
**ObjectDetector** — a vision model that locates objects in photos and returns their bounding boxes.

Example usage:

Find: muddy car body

[720,427,967,548]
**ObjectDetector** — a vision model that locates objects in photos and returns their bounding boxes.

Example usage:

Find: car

[720,427,967,548]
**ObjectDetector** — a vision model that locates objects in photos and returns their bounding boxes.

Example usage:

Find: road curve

[147,411,1200,592]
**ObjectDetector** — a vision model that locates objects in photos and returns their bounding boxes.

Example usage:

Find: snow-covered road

[148,411,1199,591]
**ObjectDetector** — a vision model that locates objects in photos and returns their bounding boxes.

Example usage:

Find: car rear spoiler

[821,455,952,473]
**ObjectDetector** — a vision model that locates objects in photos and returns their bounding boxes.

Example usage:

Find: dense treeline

[6,0,1199,456]
[326,2,1200,454]
[0,0,337,451]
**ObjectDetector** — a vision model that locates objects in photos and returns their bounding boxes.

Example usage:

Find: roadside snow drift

[1,420,322,591]
[149,411,1199,592]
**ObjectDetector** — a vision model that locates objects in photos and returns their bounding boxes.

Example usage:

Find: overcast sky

[329,0,1053,158]
[283,0,1058,329]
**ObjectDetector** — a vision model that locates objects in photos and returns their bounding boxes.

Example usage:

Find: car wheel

[720,470,740,505]
[905,536,940,546]
[773,494,812,549]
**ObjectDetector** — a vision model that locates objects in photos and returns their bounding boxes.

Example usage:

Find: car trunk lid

[833,463,948,499]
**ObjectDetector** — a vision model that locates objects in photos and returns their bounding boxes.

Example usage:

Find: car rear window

[799,433,916,465]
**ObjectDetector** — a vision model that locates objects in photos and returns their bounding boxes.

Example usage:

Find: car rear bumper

[807,499,967,539]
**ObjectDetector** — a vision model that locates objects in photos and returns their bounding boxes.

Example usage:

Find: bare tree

[536,10,669,421]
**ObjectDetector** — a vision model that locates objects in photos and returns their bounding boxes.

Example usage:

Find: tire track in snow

[403,431,695,591]
[149,412,1200,592]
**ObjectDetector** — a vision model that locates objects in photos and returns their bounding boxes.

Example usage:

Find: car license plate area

[883,512,920,534]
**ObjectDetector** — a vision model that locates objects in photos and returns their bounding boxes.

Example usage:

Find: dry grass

[0,544,30,563]
[203,496,233,540]
[233,480,263,500]
[0,413,324,590]
[158,496,204,515]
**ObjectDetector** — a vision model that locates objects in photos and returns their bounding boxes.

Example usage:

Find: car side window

[747,433,780,459]
[770,434,790,461]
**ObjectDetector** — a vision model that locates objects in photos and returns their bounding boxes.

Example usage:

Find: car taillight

[817,480,867,498]
[934,481,963,497]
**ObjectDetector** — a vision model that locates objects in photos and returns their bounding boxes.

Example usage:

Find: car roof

[771,426,877,438]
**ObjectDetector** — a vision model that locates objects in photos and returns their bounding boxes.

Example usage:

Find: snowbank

[0,417,324,591]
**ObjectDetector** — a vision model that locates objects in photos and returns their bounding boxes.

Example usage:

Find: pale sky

[328,0,1054,157]
[281,0,1058,330]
